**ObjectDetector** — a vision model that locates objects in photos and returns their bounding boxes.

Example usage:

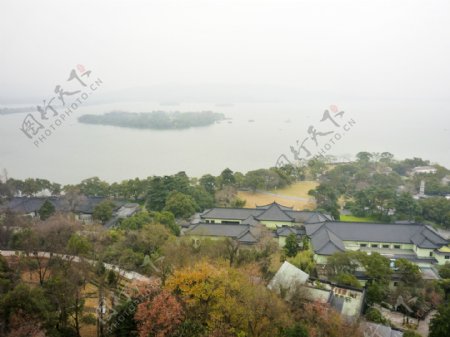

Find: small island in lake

[78,111,226,130]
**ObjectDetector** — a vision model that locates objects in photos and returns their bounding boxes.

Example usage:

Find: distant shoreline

[0,106,34,115]
[78,110,226,130]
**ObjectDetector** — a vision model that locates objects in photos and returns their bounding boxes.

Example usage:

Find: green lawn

[339,215,376,222]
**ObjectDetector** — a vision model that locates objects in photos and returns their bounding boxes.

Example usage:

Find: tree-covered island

[78,110,226,129]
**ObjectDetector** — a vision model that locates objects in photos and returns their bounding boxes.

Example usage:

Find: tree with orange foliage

[165,261,292,337]
[134,290,184,337]
[297,301,362,337]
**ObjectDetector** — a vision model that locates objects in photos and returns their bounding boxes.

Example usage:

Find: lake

[1,100,449,184]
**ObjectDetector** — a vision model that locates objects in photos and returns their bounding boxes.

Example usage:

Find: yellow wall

[415,247,435,258]
[188,235,223,242]
[203,218,242,224]
[314,254,329,264]
[260,220,293,228]
[343,241,414,251]
[435,254,450,265]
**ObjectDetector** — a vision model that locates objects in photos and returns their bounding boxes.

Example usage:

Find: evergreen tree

[284,234,299,258]
[38,200,55,220]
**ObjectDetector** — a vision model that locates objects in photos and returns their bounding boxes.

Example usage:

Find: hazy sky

[1,0,450,103]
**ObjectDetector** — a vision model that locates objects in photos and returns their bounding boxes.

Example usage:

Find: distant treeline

[3,152,450,226]
[78,110,226,129]
[0,166,300,219]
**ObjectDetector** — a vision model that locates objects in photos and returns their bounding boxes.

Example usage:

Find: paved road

[0,250,151,282]
[377,305,435,337]
[417,310,436,337]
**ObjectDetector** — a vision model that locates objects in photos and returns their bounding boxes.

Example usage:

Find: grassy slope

[269,181,319,198]
[237,181,381,222]
[237,181,318,210]
[340,215,376,222]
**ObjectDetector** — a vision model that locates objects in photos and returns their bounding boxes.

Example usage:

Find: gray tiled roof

[276,226,306,237]
[276,226,297,236]
[241,215,260,226]
[115,203,140,218]
[363,323,403,337]
[307,222,446,245]
[237,231,258,244]
[256,202,293,210]
[304,222,324,235]
[286,211,331,224]
[201,202,328,224]
[256,203,294,222]
[201,208,261,220]
[186,223,258,244]
[268,261,310,294]
[3,196,122,215]
[410,226,448,248]
[306,221,448,256]
[73,196,115,214]
[6,197,46,213]
[311,227,346,255]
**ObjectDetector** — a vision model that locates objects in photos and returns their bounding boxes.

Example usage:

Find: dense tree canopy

[93,200,116,224]
[165,262,293,337]
[38,200,55,220]
[429,303,450,337]
[2,156,450,336]
[163,191,198,219]
[308,183,340,220]
[309,153,450,226]
[284,234,299,258]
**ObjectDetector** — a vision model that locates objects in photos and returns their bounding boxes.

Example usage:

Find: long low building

[186,222,260,245]
[192,202,450,267]
[200,202,332,228]
[0,196,139,225]
[305,221,449,266]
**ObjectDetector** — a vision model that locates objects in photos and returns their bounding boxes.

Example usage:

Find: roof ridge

[326,220,423,225]
[314,226,332,251]
[325,231,345,252]
[203,206,265,211]
[325,227,344,246]
[185,223,201,233]
[237,228,253,239]
[312,225,345,253]
[286,210,316,214]
[423,225,448,242]
[255,203,295,221]
[256,201,293,208]
[307,222,326,235]
[200,209,213,216]
[304,212,317,223]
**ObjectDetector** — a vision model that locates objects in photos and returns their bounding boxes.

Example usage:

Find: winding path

[0,250,151,282]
